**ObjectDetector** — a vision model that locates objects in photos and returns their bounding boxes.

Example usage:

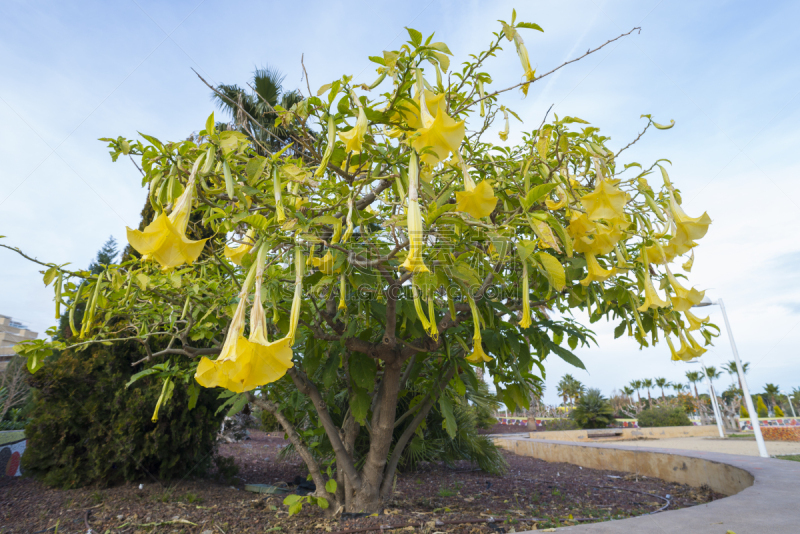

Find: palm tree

[721,360,749,391]
[654,377,669,400]
[764,383,781,413]
[686,371,703,399]
[212,66,303,153]
[642,378,654,404]
[622,386,635,404]
[557,375,573,407]
[672,383,686,395]
[629,380,643,405]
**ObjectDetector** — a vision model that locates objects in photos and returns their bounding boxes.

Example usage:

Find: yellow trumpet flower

[637,268,669,312]
[498,107,509,141]
[682,250,694,272]
[224,228,256,267]
[666,335,681,362]
[580,252,617,286]
[669,191,712,242]
[395,89,445,129]
[465,296,492,363]
[338,274,347,311]
[580,179,629,222]
[402,151,429,273]
[519,260,532,329]
[339,95,368,154]
[684,309,709,331]
[675,329,706,361]
[315,114,336,177]
[545,186,568,210]
[127,157,208,270]
[573,220,623,256]
[455,150,497,219]
[195,246,300,393]
[312,251,341,275]
[502,24,536,96]
[411,83,465,165]
[665,266,704,312]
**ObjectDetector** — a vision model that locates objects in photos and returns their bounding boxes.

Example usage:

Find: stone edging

[495,437,800,533]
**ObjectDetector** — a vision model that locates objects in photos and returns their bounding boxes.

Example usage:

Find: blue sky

[1,0,798,405]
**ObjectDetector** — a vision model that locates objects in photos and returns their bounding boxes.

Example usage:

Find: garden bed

[0,431,723,533]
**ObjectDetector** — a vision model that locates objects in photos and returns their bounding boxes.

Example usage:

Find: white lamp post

[704,372,725,438]
[694,298,768,458]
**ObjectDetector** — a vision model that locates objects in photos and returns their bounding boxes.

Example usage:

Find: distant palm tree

[642,378,654,404]
[629,380,643,405]
[671,383,686,395]
[686,371,703,399]
[654,377,669,400]
[557,375,572,407]
[764,383,781,412]
[721,360,749,391]
[622,386,635,404]
[212,66,304,153]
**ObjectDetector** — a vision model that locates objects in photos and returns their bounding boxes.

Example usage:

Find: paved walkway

[613,436,800,457]
[504,438,800,534]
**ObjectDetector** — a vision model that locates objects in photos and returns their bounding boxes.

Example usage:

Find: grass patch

[777,455,800,462]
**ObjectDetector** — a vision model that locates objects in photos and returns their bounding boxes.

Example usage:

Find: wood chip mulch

[0,431,723,533]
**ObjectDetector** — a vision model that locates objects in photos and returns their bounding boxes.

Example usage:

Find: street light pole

[706,374,725,438]
[716,299,769,458]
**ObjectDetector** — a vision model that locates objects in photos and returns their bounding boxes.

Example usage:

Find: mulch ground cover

[0,431,722,533]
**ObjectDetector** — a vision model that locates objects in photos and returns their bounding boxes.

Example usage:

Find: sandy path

[615,436,800,456]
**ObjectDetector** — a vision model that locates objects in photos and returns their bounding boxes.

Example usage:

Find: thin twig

[616,120,652,157]
[456,27,641,114]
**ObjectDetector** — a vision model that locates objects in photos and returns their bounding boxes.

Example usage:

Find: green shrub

[774,405,785,417]
[740,404,749,418]
[259,409,281,432]
[637,406,691,428]
[542,418,579,431]
[570,389,616,429]
[22,342,227,488]
[756,396,768,418]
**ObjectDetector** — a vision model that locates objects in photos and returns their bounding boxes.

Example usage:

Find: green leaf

[349,353,376,391]
[316,497,329,509]
[614,321,627,339]
[283,494,302,505]
[438,396,457,439]
[223,160,235,199]
[42,266,58,287]
[429,42,452,54]
[548,341,586,370]
[226,393,249,417]
[239,214,269,232]
[406,27,423,46]
[522,183,558,210]
[187,381,200,410]
[205,112,215,135]
[135,272,150,290]
[126,368,159,388]
[516,239,537,261]
[534,252,566,291]
[325,479,338,494]
[287,501,302,516]
[516,22,544,32]
[653,119,675,130]
[350,388,371,424]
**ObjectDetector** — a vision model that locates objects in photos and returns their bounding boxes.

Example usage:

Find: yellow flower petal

[465,342,492,364]
[338,104,368,153]
[127,213,208,271]
[665,266,705,312]
[224,229,256,266]
[580,179,629,221]
[455,181,497,219]
[411,107,466,166]
[401,199,429,273]
[684,309,709,331]
[669,193,711,242]
[637,270,669,312]
[580,252,617,286]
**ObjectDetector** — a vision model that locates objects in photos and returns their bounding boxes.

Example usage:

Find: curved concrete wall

[496,437,752,495]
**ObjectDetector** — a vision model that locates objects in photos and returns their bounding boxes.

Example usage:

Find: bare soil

[0,431,722,533]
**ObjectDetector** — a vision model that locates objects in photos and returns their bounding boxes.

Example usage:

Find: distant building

[0,315,38,371]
